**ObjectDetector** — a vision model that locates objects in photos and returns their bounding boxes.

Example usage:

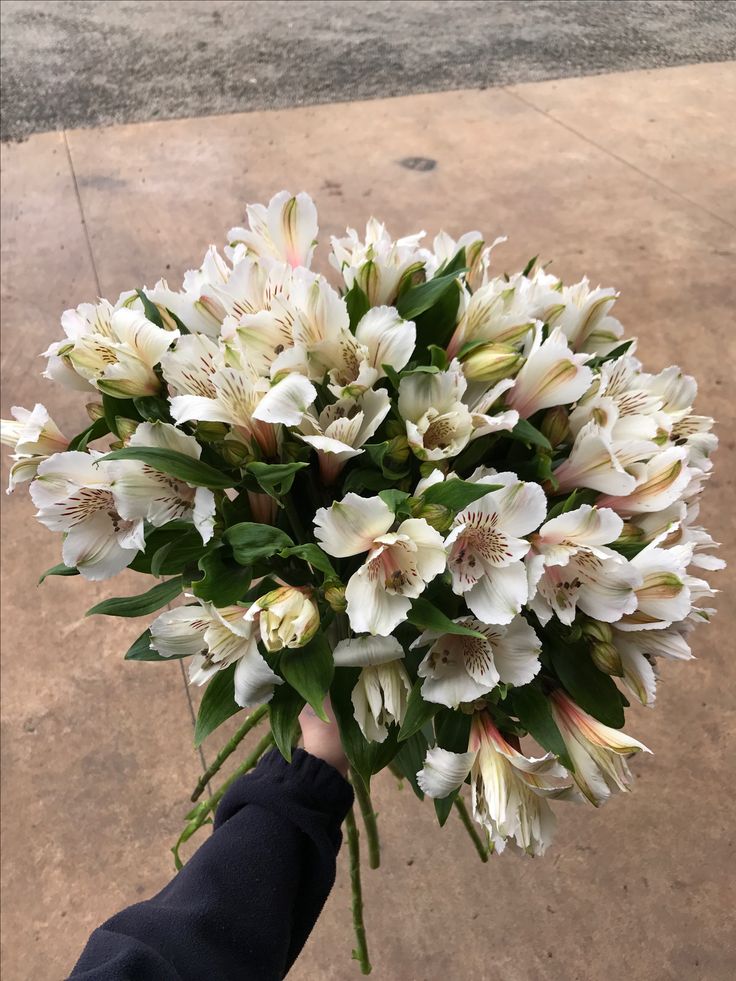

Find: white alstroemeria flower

[398,360,515,462]
[670,414,718,472]
[569,355,666,446]
[635,501,726,573]
[245,585,320,651]
[298,388,391,483]
[553,420,640,496]
[330,218,426,305]
[506,326,594,419]
[150,601,282,708]
[446,267,563,360]
[227,191,319,268]
[417,713,574,856]
[550,690,651,806]
[640,364,697,422]
[615,540,693,631]
[1,404,69,492]
[554,280,624,353]
[168,363,294,457]
[29,451,144,580]
[597,446,691,515]
[251,372,318,426]
[108,422,216,543]
[418,229,494,286]
[146,246,234,336]
[43,294,131,391]
[412,615,542,708]
[612,621,695,705]
[160,333,223,399]
[333,635,411,742]
[47,304,177,398]
[527,505,641,626]
[507,327,593,419]
[314,493,446,635]
[315,306,416,399]
[445,474,547,624]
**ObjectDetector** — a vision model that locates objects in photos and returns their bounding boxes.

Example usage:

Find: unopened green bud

[220,438,252,466]
[86,401,105,421]
[115,417,139,442]
[410,502,453,534]
[196,421,229,442]
[590,641,623,676]
[540,406,571,448]
[109,439,125,451]
[324,582,347,613]
[461,342,523,383]
[581,620,613,645]
[386,435,410,465]
[384,419,406,440]
[616,522,645,545]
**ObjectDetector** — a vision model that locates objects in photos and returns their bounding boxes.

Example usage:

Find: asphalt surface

[1,0,735,141]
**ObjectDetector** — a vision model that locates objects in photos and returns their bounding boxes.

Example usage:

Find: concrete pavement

[2,0,736,141]
[1,61,735,980]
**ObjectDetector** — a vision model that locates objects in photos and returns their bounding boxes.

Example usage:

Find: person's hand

[299,696,349,777]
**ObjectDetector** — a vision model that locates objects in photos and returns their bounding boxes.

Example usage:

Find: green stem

[282,493,307,544]
[345,808,372,975]
[191,705,269,802]
[351,772,380,870]
[454,795,489,863]
[173,730,275,870]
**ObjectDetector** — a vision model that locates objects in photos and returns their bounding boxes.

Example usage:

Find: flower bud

[616,522,645,545]
[581,620,613,645]
[196,421,229,442]
[590,641,624,677]
[324,582,347,613]
[86,401,105,421]
[220,438,252,466]
[250,586,320,652]
[540,406,571,448]
[386,435,410,465]
[384,419,406,440]
[461,342,523,383]
[410,501,453,534]
[115,417,139,442]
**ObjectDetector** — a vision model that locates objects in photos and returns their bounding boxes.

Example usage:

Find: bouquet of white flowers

[2,192,723,974]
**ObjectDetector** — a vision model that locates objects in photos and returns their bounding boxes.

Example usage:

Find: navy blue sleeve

[68,748,354,981]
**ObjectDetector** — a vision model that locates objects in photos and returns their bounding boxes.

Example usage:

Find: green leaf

[522,254,538,277]
[280,633,334,721]
[67,416,110,452]
[134,396,172,424]
[124,628,189,662]
[506,418,552,451]
[194,664,241,747]
[545,488,599,521]
[344,283,370,330]
[412,278,462,356]
[394,730,428,799]
[38,563,79,584]
[434,792,459,827]
[102,393,140,438]
[268,684,305,761]
[136,288,165,328]
[279,544,336,578]
[510,683,573,770]
[588,339,635,368]
[408,597,485,639]
[149,532,204,577]
[609,540,649,560]
[420,478,501,512]
[434,708,472,753]
[437,247,467,279]
[86,576,183,618]
[396,269,463,320]
[191,549,252,605]
[378,489,411,515]
[428,344,449,371]
[224,522,293,565]
[101,447,235,489]
[547,638,625,728]
[398,680,439,742]
[331,665,373,785]
[246,461,308,498]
